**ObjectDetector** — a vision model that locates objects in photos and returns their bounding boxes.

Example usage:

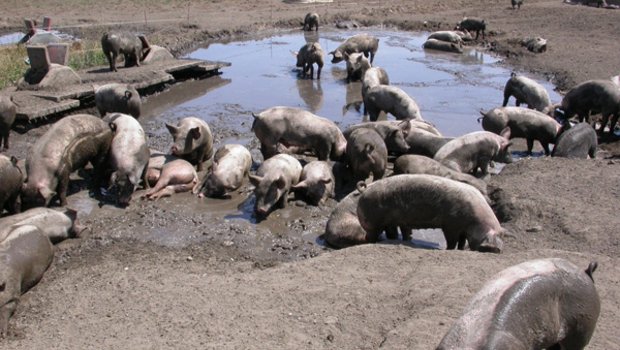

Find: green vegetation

[67,41,108,71]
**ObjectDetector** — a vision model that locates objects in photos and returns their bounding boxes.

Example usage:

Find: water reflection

[296,78,324,112]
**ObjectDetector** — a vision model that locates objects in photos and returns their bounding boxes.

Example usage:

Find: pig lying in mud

[437,258,600,350]
[101,32,146,72]
[329,34,379,64]
[166,117,214,171]
[434,129,513,176]
[343,120,410,155]
[142,159,198,200]
[393,155,488,197]
[364,85,423,121]
[0,96,17,150]
[455,18,486,40]
[302,12,319,31]
[194,144,252,198]
[346,128,388,182]
[479,107,560,155]
[22,114,113,208]
[292,160,335,206]
[105,113,150,206]
[0,225,53,338]
[554,79,620,136]
[95,83,142,119]
[251,107,347,161]
[295,42,324,80]
[249,154,302,217]
[0,207,83,244]
[428,31,464,44]
[323,184,371,249]
[357,174,504,252]
[423,39,463,54]
[502,73,551,112]
[552,122,598,159]
[0,155,22,215]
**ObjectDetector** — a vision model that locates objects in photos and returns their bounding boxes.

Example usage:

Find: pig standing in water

[142,159,198,200]
[434,129,513,176]
[249,154,302,217]
[357,174,504,252]
[292,160,335,206]
[165,117,214,171]
[295,42,324,79]
[479,107,560,155]
[0,155,22,215]
[502,73,551,112]
[345,52,370,82]
[22,114,113,208]
[251,107,347,161]
[329,34,379,64]
[437,258,600,350]
[346,128,388,182]
[552,122,598,159]
[194,144,252,198]
[0,96,17,150]
[302,12,319,31]
[0,225,53,338]
[95,83,142,119]
[364,85,423,121]
[0,207,83,244]
[323,184,371,249]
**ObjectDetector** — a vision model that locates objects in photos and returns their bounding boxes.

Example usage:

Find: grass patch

[67,41,108,71]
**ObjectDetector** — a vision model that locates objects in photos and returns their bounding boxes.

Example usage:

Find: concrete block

[26,46,51,70]
[47,43,70,65]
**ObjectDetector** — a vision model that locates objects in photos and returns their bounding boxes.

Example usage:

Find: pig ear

[10,156,18,166]
[124,90,133,99]
[165,123,178,136]
[500,127,511,140]
[275,175,287,189]
[328,50,335,56]
[320,177,332,184]
[189,127,201,140]
[291,50,299,57]
[248,174,262,187]
[356,54,363,63]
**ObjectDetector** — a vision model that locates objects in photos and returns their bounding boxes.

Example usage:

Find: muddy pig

[252,106,347,161]
[142,159,198,200]
[362,67,390,115]
[0,207,83,244]
[292,160,335,206]
[249,154,301,217]
[295,42,324,79]
[552,122,598,159]
[428,31,464,44]
[22,114,113,208]
[346,128,388,182]
[437,258,600,349]
[302,12,319,31]
[423,39,463,54]
[434,129,513,176]
[502,73,551,112]
[405,129,452,157]
[0,155,22,215]
[393,155,488,196]
[455,18,486,40]
[0,225,53,338]
[105,113,149,206]
[323,184,371,249]
[194,144,252,198]
[555,79,620,135]
[479,106,560,155]
[343,120,410,155]
[166,117,214,171]
[329,34,379,64]
[0,96,17,150]
[357,174,504,252]
[345,52,371,82]
[95,83,141,119]
[365,85,423,121]
[101,32,146,72]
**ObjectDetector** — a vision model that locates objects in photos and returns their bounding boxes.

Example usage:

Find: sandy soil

[1,0,620,349]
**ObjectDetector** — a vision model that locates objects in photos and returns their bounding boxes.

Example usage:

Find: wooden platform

[5,59,230,121]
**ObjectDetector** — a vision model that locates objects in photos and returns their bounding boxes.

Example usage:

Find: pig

[521,37,547,53]
[388,119,442,136]
[428,31,464,44]
[423,39,463,54]
[0,96,17,150]
[361,67,390,115]
[357,174,504,252]
[251,107,347,161]
[101,32,146,72]
[345,128,388,182]
[434,129,513,176]
[0,225,53,338]
[552,122,598,159]
[345,52,371,82]
[165,117,214,171]
[22,114,113,208]
[291,160,335,206]
[302,12,319,31]
[437,258,600,350]
[144,149,178,187]
[142,159,198,200]
[393,155,488,196]
[105,113,150,206]
[329,34,379,64]
[502,73,551,112]
[0,207,84,244]
[455,18,486,40]
[95,83,142,119]
[295,42,324,79]
[194,144,252,198]
[479,107,560,155]
[405,128,452,157]
[364,85,423,122]
[512,0,524,9]
[0,155,22,215]
[323,185,370,249]
[343,120,410,155]
[555,79,620,136]
[249,154,302,217]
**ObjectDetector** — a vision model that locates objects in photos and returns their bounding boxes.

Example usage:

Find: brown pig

[292,160,335,206]
[165,117,214,171]
[194,144,252,198]
[323,184,370,249]
[329,34,379,64]
[343,120,410,155]
[249,154,302,217]
[0,155,22,215]
[552,122,598,159]
[0,96,17,150]
[345,128,388,182]
[295,42,324,80]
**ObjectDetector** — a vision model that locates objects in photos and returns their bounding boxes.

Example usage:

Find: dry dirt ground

[1,0,620,349]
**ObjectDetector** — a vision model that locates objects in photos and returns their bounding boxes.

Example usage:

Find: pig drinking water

[437,258,600,350]
[345,128,388,182]
[249,154,302,217]
[364,85,423,121]
[0,96,17,150]
[165,117,214,171]
[295,42,324,79]
[142,159,198,200]
[292,160,335,206]
[0,207,83,244]
[329,34,379,64]
[0,155,22,215]
[95,83,142,119]
[194,144,252,198]
[357,174,504,252]
[502,73,551,112]
[552,122,598,159]
[101,32,146,72]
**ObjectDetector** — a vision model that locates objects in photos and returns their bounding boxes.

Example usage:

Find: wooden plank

[15,97,81,120]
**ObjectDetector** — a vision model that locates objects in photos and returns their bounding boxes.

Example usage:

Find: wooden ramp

[5,58,230,121]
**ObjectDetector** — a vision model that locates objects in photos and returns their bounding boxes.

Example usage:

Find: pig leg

[457,234,467,250]
[541,141,551,156]
[260,142,278,160]
[146,184,193,200]
[367,106,381,122]
[57,169,71,206]
[2,131,8,149]
[526,138,534,155]
[385,227,398,240]
[317,63,322,80]
[277,190,289,209]
[309,64,315,80]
